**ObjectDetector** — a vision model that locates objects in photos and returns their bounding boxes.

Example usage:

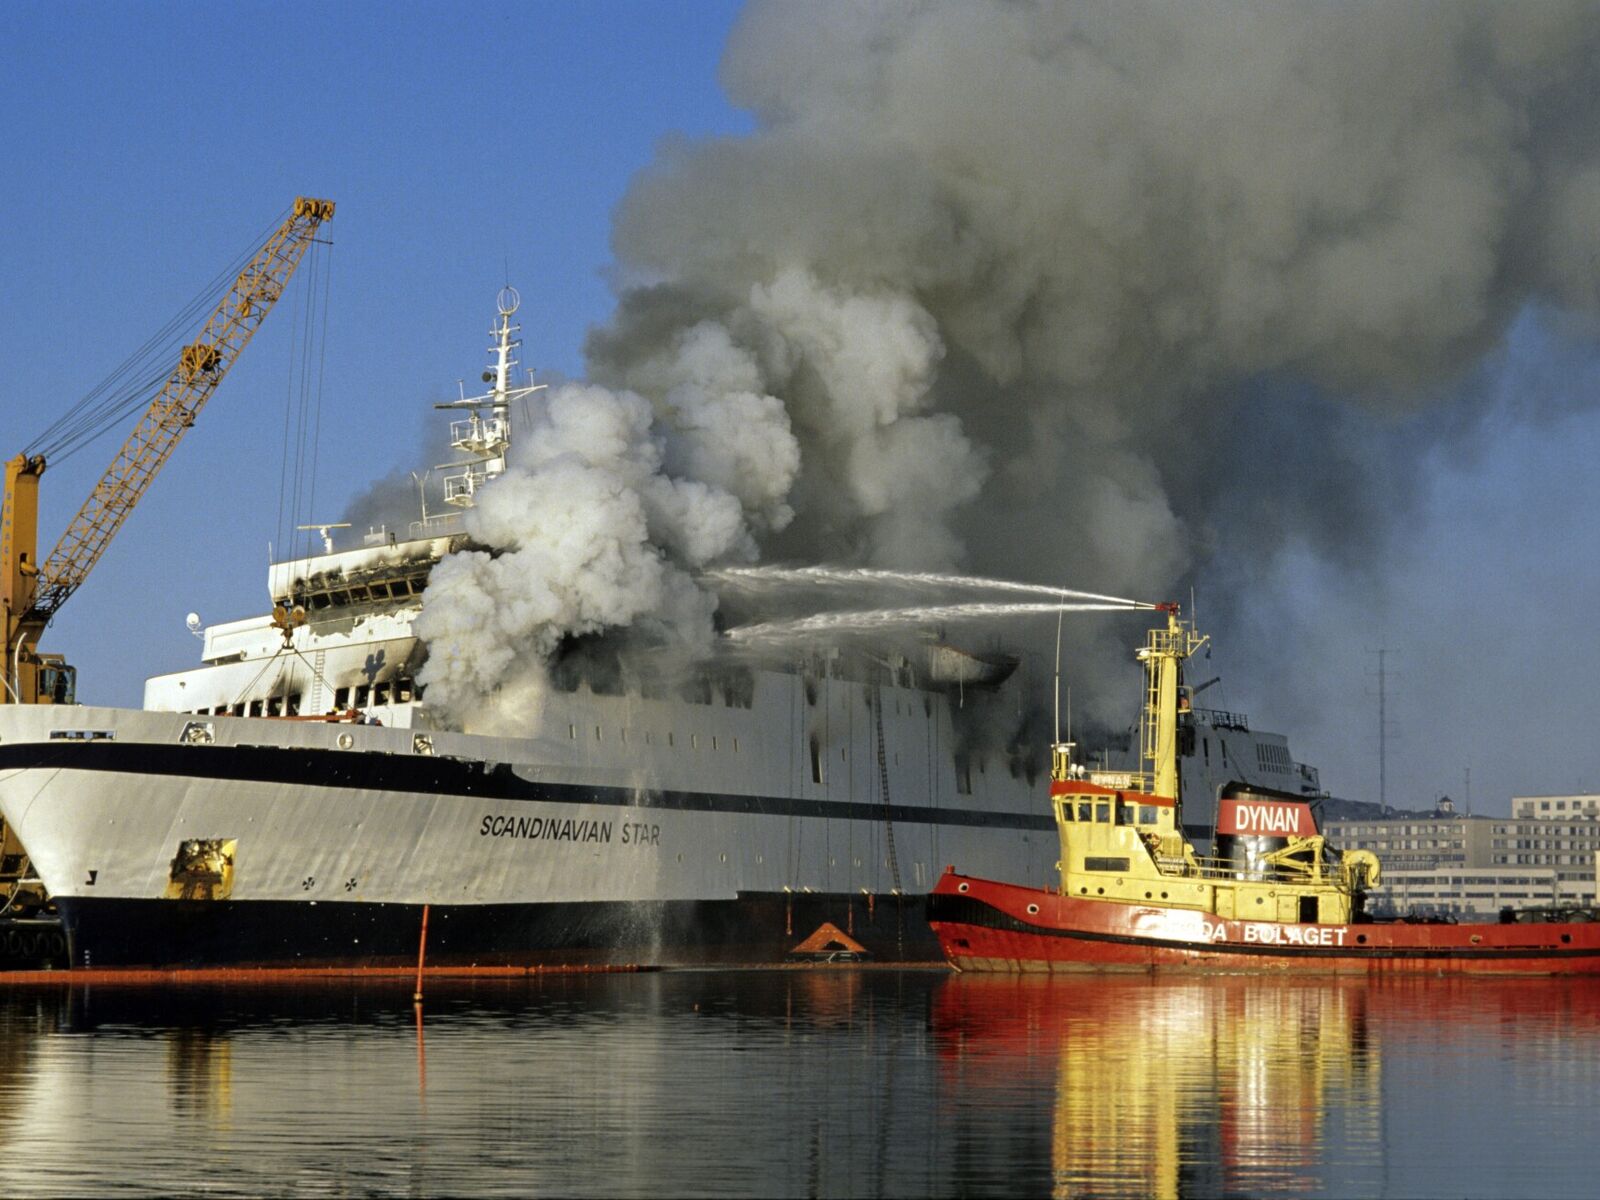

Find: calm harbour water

[0,969,1597,1197]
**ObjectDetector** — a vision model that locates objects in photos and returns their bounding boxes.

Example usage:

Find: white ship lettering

[1200,920,1347,947]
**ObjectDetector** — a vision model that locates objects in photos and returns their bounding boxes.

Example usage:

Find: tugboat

[929,606,1600,975]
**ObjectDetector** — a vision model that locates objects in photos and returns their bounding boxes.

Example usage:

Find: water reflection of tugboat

[931,975,1382,1198]
[930,607,1600,974]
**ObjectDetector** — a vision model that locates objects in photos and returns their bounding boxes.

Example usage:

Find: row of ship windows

[1254,743,1292,772]
[547,661,931,719]
[1059,799,1163,827]
[297,574,429,609]
[184,678,421,718]
[549,661,756,708]
[568,725,740,754]
[334,680,419,708]
[193,694,303,718]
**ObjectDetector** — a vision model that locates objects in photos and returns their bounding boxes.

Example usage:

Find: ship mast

[437,286,544,511]
[1137,605,1208,809]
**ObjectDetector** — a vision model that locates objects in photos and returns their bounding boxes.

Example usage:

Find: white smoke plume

[414,0,1600,737]
[415,384,749,717]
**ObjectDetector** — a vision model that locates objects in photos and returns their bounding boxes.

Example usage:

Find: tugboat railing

[1165,853,1349,890]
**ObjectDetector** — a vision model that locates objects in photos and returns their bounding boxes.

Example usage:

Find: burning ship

[0,281,1325,971]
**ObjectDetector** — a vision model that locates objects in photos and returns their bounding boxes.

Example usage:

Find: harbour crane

[1,196,334,706]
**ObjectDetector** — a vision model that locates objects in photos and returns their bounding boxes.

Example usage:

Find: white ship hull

[0,691,1058,967]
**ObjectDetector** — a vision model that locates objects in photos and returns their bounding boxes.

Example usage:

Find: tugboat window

[1139,806,1157,825]
[1095,802,1110,823]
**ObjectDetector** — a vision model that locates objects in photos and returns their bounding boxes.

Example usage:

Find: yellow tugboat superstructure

[1050,606,1378,927]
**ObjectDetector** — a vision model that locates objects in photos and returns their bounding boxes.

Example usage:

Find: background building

[1324,794,1600,917]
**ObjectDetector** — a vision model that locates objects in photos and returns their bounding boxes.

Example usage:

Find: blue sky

[0,0,747,703]
[2,2,1598,815]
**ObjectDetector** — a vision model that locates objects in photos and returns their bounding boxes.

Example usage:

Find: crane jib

[2,196,333,700]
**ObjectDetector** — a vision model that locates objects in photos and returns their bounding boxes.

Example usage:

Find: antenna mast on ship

[434,287,545,514]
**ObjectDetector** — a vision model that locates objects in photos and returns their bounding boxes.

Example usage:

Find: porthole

[1562,933,1573,944]
[1160,892,1168,899]
[957,882,970,893]
[1357,934,1368,944]
[1256,897,1265,905]
[1144,892,1151,899]
[1079,887,1087,895]
[1026,904,1039,915]
[337,733,354,750]
[1470,934,1482,945]
[1096,887,1104,895]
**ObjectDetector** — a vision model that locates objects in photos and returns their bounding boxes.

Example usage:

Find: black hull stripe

[0,741,1055,833]
[928,893,1600,961]
[54,892,945,969]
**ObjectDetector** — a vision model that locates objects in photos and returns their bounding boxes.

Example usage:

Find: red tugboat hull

[929,872,1600,976]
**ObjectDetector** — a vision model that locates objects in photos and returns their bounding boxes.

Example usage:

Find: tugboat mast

[1138,605,1208,814]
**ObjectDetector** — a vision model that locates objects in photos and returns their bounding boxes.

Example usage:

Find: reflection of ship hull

[930,873,1600,975]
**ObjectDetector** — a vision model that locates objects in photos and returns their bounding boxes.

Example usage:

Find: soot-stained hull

[57,891,943,970]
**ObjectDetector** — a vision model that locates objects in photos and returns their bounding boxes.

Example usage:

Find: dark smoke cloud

[414,0,1600,745]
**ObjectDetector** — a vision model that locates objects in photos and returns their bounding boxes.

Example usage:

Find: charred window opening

[717,667,755,709]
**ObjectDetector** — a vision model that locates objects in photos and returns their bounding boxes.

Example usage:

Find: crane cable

[274,234,333,561]
[24,208,291,464]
